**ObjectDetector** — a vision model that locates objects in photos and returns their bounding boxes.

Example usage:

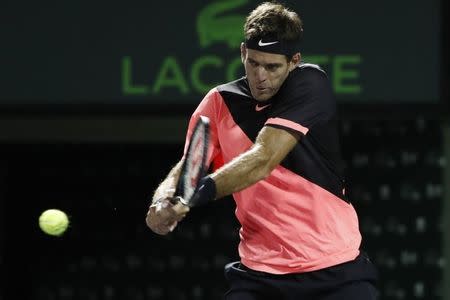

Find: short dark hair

[244,2,303,44]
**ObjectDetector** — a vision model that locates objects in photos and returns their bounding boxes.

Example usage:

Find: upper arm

[254,125,299,172]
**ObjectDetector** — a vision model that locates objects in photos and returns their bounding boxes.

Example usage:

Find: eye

[266,64,279,72]
[249,60,258,67]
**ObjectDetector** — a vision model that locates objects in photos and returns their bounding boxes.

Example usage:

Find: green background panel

[1,0,441,104]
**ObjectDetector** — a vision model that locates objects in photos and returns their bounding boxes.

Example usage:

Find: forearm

[211,144,270,199]
[190,126,298,206]
[210,126,299,200]
[152,160,184,202]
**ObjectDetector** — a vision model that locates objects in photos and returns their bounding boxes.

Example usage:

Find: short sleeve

[265,66,335,136]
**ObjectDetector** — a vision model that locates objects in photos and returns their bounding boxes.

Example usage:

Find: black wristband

[189,176,217,207]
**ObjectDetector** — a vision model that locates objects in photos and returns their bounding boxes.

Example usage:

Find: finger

[152,220,177,235]
[154,200,174,217]
[146,205,171,228]
[173,213,187,222]
[146,217,165,235]
[145,214,152,228]
[167,221,178,232]
[172,201,190,215]
[154,221,177,234]
[149,199,188,226]
[150,196,176,209]
[153,226,171,235]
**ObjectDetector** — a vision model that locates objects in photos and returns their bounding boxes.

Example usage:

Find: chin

[254,94,273,102]
[251,87,276,101]
[251,91,272,101]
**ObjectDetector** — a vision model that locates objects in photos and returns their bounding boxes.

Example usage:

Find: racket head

[176,115,210,205]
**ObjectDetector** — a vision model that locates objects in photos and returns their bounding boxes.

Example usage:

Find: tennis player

[146,2,378,299]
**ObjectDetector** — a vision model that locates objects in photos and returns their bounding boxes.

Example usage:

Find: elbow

[254,167,272,182]
[251,149,276,182]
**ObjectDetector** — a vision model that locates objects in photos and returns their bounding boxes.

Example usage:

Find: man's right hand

[145,198,190,235]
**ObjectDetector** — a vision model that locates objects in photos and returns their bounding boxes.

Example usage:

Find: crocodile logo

[197,0,249,49]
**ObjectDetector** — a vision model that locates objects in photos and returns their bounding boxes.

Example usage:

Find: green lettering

[191,56,223,94]
[152,57,190,94]
[226,57,244,82]
[302,55,330,66]
[121,56,149,95]
[333,55,361,94]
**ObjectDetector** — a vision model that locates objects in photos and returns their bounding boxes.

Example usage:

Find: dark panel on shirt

[217,78,266,142]
[217,68,347,201]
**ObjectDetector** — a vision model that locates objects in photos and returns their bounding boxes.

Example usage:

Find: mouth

[256,86,270,92]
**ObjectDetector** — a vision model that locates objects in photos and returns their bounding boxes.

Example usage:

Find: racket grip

[151,197,181,208]
[170,196,183,205]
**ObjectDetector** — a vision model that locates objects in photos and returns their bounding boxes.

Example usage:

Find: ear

[289,52,301,71]
[240,42,246,63]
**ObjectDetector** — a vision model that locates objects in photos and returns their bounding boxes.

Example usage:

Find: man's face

[241,44,299,102]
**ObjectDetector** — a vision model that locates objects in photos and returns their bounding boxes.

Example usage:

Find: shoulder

[273,62,335,112]
[291,63,329,84]
[279,62,330,95]
[298,62,327,74]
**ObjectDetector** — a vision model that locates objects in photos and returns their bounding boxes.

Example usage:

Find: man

[146,2,378,299]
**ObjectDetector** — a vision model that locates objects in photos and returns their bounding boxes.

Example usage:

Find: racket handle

[170,196,183,205]
[151,196,181,208]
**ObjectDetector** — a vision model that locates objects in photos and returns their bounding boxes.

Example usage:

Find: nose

[255,66,267,82]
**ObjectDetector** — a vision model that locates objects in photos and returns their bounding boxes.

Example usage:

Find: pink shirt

[184,67,361,274]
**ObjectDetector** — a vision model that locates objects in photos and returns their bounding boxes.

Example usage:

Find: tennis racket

[174,115,210,206]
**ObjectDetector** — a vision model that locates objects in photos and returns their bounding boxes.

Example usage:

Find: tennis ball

[39,209,69,236]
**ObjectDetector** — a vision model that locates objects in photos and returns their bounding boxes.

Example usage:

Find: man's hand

[145,198,190,235]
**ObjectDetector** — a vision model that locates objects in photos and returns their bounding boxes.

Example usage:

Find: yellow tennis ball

[39,209,69,236]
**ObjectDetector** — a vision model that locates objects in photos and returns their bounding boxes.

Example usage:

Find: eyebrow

[248,58,283,69]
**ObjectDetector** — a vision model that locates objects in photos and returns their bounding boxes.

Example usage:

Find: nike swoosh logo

[258,39,279,47]
[255,104,271,111]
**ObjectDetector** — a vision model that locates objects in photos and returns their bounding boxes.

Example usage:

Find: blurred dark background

[0,0,449,299]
